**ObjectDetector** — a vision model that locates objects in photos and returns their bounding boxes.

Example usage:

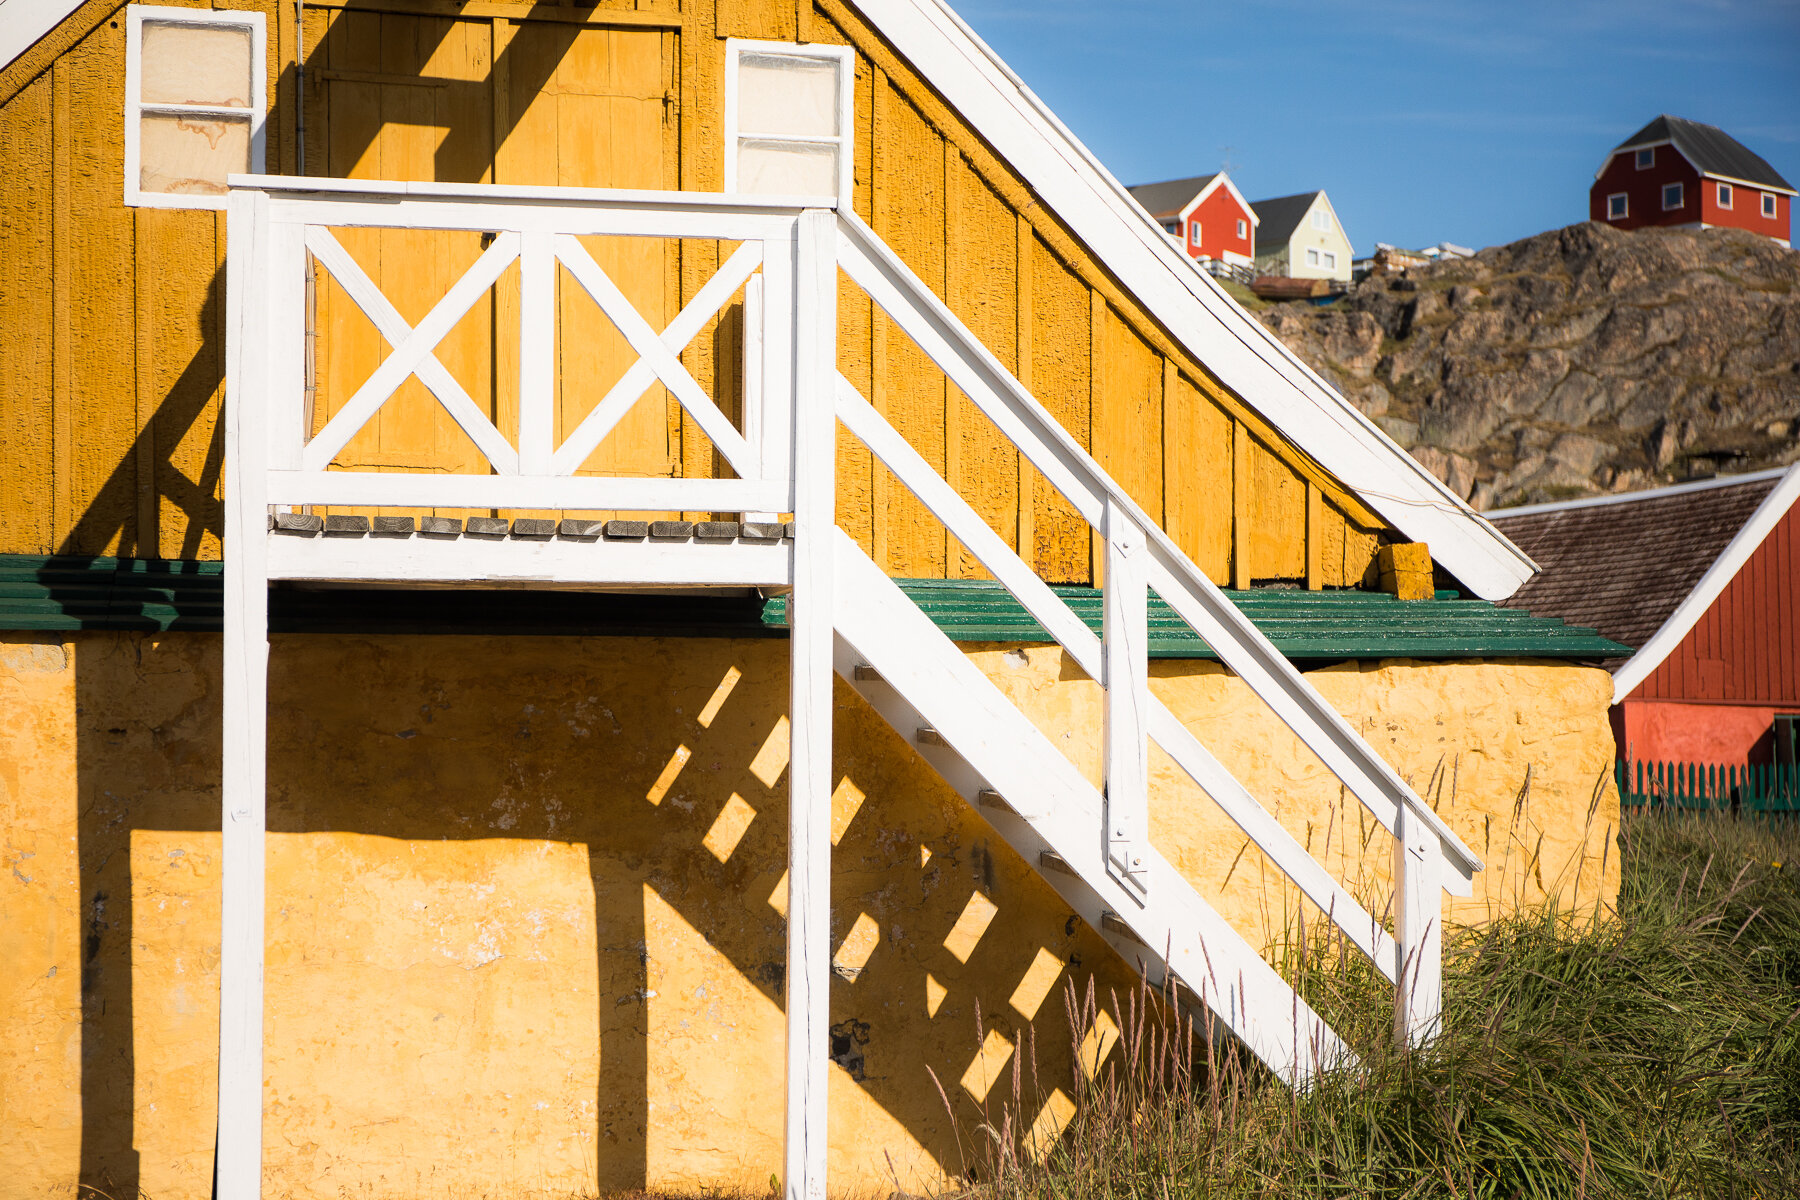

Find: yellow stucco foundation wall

[1,632,1619,1198]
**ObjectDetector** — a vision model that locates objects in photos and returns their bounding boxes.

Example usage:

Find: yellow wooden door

[304,12,672,495]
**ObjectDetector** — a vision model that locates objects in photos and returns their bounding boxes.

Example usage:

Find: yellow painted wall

[0,0,1395,586]
[2,632,1620,1198]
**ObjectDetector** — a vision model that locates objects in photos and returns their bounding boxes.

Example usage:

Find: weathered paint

[0,0,1398,586]
[2,631,1620,1197]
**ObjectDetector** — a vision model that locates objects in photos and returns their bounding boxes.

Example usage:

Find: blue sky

[953,0,1800,253]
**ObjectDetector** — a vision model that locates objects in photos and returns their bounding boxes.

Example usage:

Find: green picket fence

[1616,760,1800,814]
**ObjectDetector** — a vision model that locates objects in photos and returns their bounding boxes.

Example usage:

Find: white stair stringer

[830,529,1351,1086]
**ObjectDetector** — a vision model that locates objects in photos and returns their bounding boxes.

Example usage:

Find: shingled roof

[1126,174,1221,221]
[1612,116,1796,194]
[1251,192,1321,255]
[1488,470,1788,668]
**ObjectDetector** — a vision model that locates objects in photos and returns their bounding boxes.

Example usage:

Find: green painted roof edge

[0,556,1631,658]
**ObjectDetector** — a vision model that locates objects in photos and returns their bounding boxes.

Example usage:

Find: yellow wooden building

[0,2,1621,1197]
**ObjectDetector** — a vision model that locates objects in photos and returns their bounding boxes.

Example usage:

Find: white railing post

[742,271,776,523]
[219,186,273,1200]
[784,210,837,1200]
[1394,807,1444,1047]
[518,230,556,475]
[1103,498,1150,898]
[266,216,307,471]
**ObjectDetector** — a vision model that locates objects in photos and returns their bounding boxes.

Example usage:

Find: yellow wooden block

[1377,542,1435,600]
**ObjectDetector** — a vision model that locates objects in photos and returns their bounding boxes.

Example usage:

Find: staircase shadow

[66,629,1138,1195]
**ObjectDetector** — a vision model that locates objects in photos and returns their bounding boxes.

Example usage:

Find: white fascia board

[1611,464,1800,703]
[1175,176,1221,224]
[1593,138,1672,181]
[0,0,85,73]
[1488,467,1790,520]
[861,0,1536,598]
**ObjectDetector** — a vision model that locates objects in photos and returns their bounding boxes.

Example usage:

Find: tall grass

[954,812,1800,1200]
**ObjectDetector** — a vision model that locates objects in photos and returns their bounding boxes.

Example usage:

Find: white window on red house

[125,5,267,209]
[1766,192,1780,219]
[1236,218,1247,239]
[1663,182,1684,211]
[1718,182,1733,209]
[1190,221,1203,245]
[1635,147,1655,169]
[725,40,855,203]
[1608,193,1628,220]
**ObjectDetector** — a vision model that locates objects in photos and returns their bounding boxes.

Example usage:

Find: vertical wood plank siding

[0,0,1395,585]
[1635,503,1800,706]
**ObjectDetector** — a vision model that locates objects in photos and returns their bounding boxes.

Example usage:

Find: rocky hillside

[1256,222,1800,509]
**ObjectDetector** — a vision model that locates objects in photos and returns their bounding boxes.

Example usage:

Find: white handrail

[835,210,1479,881]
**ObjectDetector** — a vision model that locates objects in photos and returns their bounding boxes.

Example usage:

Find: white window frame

[124,5,267,211]
[1765,192,1780,219]
[1236,217,1247,239]
[1717,182,1732,209]
[1322,250,1337,271]
[1635,147,1655,170]
[1305,247,1320,267]
[1311,208,1330,232]
[1189,220,1202,246]
[1663,181,1684,211]
[1607,192,1628,220]
[723,39,855,206]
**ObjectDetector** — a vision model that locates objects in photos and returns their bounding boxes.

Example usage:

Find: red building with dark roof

[1491,468,1800,768]
[1126,172,1258,268]
[1591,116,1795,246]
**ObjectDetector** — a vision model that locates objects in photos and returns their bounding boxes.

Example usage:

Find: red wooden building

[1492,467,1800,766]
[1127,171,1258,269]
[1591,115,1794,247]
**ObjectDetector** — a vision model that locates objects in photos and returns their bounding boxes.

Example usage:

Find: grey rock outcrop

[1256,222,1800,508]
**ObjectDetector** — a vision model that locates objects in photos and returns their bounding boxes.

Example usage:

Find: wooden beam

[1231,420,1251,590]
[217,189,275,1200]
[299,0,683,27]
[784,210,837,1200]
[1306,480,1324,592]
[1394,806,1445,1047]
[1014,212,1035,570]
[1103,498,1149,896]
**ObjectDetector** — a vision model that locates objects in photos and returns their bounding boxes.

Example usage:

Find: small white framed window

[1236,217,1247,239]
[1663,181,1684,210]
[1607,192,1628,219]
[724,39,855,204]
[1717,182,1732,209]
[1765,192,1780,218]
[1189,220,1202,245]
[1635,147,1655,170]
[124,5,266,209]
[1305,247,1320,267]
[1322,250,1337,270]
[1311,208,1330,231]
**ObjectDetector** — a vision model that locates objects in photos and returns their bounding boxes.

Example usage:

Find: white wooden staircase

[220,178,1481,1200]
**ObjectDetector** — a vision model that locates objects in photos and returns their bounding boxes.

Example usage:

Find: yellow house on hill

[0,2,1621,1198]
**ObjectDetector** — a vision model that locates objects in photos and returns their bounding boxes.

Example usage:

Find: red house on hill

[1591,115,1794,247]
[1491,467,1800,769]
[1127,172,1258,270]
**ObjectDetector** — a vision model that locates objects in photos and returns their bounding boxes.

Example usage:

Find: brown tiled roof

[1488,473,1783,667]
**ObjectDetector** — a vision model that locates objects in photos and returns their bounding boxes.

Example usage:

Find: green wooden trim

[0,556,1631,659]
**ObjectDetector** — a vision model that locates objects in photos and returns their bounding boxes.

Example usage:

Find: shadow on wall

[64,631,1133,1198]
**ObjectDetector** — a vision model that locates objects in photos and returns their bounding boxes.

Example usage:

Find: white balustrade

[221,175,1478,1200]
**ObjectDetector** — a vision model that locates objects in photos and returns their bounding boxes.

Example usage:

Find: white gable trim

[1610,464,1800,703]
[1176,171,1258,229]
[0,0,88,73]
[863,0,1534,598]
